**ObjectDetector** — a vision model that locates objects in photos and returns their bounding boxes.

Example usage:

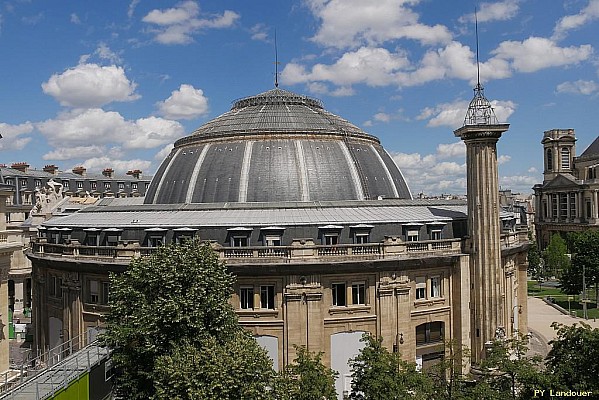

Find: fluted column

[455,123,509,363]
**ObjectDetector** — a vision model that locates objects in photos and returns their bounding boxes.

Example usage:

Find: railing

[29,234,525,264]
[0,328,108,399]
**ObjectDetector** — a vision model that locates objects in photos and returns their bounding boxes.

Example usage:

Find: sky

[1,0,598,196]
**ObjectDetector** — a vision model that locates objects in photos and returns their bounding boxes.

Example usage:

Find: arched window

[561,147,570,170]
[546,149,553,171]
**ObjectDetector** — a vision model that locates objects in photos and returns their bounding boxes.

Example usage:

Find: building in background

[533,129,599,248]
[28,88,528,398]
[1,164,151,319]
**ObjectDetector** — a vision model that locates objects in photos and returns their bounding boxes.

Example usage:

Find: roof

[580,136,599,158]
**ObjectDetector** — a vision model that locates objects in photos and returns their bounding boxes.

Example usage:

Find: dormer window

[227,227,252,247]
[403,223,423,242]
[350,224,374,244]
[319,225,343,245]
[145,228,167,247]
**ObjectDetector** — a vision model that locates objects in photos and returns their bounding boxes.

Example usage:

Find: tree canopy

[546,322,599,391]
[543,233,569,279]
[102,240,274,399]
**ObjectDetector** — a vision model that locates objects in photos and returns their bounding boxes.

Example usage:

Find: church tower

[542,129,576,182]
[454,83,509,363]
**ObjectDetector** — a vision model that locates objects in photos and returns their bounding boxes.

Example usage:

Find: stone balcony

[28,230,526,265]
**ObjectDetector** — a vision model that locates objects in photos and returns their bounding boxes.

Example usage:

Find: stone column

[454,122,509,363]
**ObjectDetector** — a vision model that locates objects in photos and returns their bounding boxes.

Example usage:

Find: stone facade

[533,129,599,248]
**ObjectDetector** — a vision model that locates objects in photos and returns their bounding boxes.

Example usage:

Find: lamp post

[511,305,522,334]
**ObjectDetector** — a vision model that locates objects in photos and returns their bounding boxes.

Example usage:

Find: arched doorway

[331,331,366,399]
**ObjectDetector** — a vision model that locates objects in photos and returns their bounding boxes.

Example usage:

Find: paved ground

[527,296,599,358]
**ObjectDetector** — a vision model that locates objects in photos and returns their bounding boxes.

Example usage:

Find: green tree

[543,233,569,278]
[546,322,599,391]
[480,334,552,399]
[526,232,544,284]
[272,345,338,400]
[349,334,434,400]
[101,240,274,399]
[562,230,599,302]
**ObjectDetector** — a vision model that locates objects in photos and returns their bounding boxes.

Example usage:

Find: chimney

[43,164,59,175]
[126,169,142,179]
[102,168,114,178]
[11,162,29,173]
[72,166,86,176]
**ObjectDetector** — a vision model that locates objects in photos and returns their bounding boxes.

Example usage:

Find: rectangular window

[149,236,164,247]
[232,236,249,247]
[104,182,111,190]
[77,181,83,189]
[560,193,568,220]
[264,235,281,246]
[118,182,125,190]
[86,234,98,246]
[5,179,13,186]
[551,194,558,218]
[430,276,441,298]
[34,179,42,188]
[416,277,426,300]
[20,179,27,188]
[91,182,97,190]
[260,285,275,309]
[542,200,548,218]
[354,233,369,244]
[332,283,346,306]
[240,286,254,309]
[407,229,419,242]
[351,282,365,305]
[430,230,442,240]
[324,234,338,245]
[49,276,56,297]
[587,199,592,218]
[90,280,99,304]
[102,282,110,304]
[132,182,138,190]
[569,193,576,219]
[62,180,70,189]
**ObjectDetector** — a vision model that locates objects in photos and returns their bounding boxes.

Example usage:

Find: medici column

[454,84,509,363]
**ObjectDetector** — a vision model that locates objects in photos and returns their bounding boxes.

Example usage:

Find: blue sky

[1,0,598,195]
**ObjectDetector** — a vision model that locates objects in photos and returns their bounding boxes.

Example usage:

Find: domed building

[29,87,528,398]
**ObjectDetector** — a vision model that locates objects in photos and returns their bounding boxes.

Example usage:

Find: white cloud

[556,80,599,95]
[36,108,185,150]
[373,113,391,122]
[43,145,107,161]
[490,37,593,73]
[128,0,141,19]
[436,142,465,159]
[499,175,538,188]
[553,0,599,40]
[95,43,122,64]
[79,156,152,175]
[70,13,81,24]
[155,144,174,161]
[418,99,516,128]
[127,117,185,149]
[497,155,511,165]
[250,23,268,41]
[157,84,209,120]
[0,122,34,151]
[459,0,520,23]
[282,47,410,87]
[142,1,240,45]
[528,167,538,173]
[42,63,140,108]
[307,0,452,48]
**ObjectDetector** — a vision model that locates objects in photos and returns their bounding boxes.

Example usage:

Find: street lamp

[511,305,522,332]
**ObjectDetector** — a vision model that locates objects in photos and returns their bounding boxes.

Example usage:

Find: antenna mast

[475,6,481,90]
[274,30,280,88]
